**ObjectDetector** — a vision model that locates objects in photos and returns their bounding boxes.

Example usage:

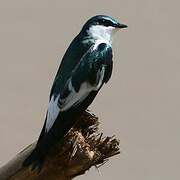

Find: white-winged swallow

[23,15,127,171]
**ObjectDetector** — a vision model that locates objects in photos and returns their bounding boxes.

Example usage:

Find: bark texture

[0,111,120,180]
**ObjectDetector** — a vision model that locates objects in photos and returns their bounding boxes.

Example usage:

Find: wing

[45,42,113,133]
[58,42,113,111]
[49,36,93,100]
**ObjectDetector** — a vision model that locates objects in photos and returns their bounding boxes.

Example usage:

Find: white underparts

[46,94,60,132]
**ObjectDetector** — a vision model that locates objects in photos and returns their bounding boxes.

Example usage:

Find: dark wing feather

[58,42,113,110]
[23,42,113,171]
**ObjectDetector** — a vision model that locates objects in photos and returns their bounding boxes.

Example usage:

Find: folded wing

[46,42,113,132]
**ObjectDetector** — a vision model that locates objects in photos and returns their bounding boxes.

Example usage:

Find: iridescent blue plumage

[23,15,127,171]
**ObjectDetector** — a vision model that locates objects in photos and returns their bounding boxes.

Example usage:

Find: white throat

[87,25,116,45]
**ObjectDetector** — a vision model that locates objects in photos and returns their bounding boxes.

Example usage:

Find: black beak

[116,23,128,29]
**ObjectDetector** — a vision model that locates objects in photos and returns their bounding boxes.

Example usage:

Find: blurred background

[0,0,180,179]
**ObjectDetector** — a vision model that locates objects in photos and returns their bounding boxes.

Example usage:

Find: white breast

[87,25,116,45]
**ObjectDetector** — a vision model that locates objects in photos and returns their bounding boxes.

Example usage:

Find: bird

[23,15,127,171]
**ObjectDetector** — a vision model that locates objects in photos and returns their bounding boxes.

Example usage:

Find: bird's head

[81,15,127,43]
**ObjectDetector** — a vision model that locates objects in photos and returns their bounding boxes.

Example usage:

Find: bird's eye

[98,19,107,26]
[101,19,105,23]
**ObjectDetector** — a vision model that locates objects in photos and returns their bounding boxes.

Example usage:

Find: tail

[23,117,47,172]
[23,110,80,172]
[23,146,45,172]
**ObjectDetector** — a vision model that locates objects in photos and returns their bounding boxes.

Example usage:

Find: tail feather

[23,148,45,172]
[23,110,82,172]
[23,117,47,171]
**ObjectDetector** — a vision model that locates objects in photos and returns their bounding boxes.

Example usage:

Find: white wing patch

[94,66,105,90]
[59,79,92,112]
[45,43,106,133]
[60,66,105,111]
[45,70,105,133]
[46,94,60,132]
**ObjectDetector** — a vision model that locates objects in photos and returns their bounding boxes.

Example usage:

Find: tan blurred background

[0,0,180,179]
